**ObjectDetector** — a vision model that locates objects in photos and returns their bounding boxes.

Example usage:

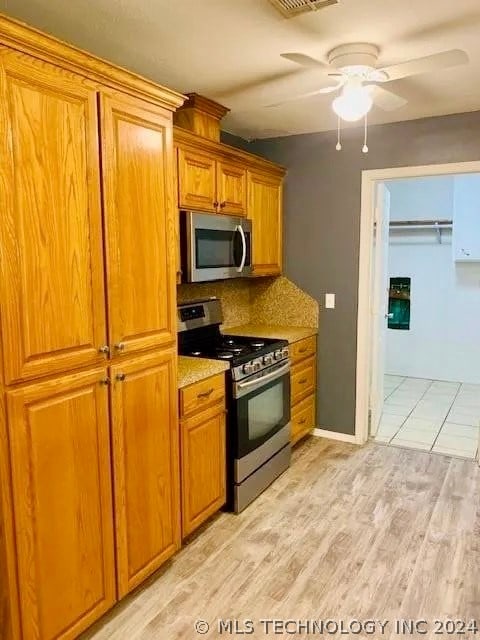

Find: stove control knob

[281,347,289,358]
[242,363,254,375]
[274,349,283,360]
[263,354,273,365]
[254,361,262,371]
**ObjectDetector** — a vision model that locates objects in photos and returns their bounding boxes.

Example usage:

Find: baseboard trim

[312,428,357,444]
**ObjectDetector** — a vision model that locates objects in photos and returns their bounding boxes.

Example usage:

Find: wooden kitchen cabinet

[179,373,226,538]
[177,148,247,216]
[216,159,247,215]
[247,170,283,276]
[177,146,217,212]
[6,368,116,640]
[100,93,177,356]
[0,16,185,640]
[290,336,317,445]
[110,350,180,596]
[0,48,107,385]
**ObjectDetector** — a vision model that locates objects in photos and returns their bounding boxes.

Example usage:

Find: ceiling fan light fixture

[332,82,373,122]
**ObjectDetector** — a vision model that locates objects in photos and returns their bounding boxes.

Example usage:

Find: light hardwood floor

[82,438,480,639]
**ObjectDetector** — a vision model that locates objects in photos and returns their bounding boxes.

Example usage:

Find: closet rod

[389,219,452,228]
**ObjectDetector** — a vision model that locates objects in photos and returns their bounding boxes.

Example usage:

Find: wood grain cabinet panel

[181,404,226,537]
[110,350,180,597]
[291,394,316,445]
[291,356,316,407]
[177,147,217,212]
[216,160,247,216]
[100,94,177,356]
[6,368,116,640]
[247,170,283,276]
[0,48,107,384]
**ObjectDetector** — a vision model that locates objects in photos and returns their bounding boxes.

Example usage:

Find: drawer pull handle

[197,388,214,399]
[99,377,111,386]
[298,348,307,354]
[298,418,307,425]
[116,373,126,382]
[299,378,308,385]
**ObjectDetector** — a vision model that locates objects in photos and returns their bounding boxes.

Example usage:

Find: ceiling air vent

[269,0,338,18]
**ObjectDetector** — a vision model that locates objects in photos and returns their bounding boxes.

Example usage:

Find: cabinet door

[247,170,283,276]
[7,368,115,640]
[216,160,247,216]
[177,147,217,212]
[100,93,177,356]
[110,350,180,596]
[0,48,107,384]
[181,405,226,537]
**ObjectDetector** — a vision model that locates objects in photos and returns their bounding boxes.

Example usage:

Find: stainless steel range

[178,298,291,513]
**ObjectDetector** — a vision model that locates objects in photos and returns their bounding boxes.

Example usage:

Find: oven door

[182,211,252,282]
[231,360,291,461]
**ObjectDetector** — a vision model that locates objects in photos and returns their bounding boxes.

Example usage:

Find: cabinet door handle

[114,343,125,351]
[99,377,111,386]
[298,378,308,385]
[298,348,307,354]
[213,201,219,209]
[116,373,126,382]
[220,201,226,208]
[99,345,110,355]
[197,388,214,399]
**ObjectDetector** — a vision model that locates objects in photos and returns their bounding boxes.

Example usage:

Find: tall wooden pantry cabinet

[0,15,185,640]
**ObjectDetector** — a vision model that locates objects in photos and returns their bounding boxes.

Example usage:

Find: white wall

[385,175,480,384]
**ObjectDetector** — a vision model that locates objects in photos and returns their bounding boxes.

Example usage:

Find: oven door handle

[237,362,290,391]
[235,224,247,273]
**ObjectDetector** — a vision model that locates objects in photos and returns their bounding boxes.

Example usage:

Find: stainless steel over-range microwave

[180,211,252,283]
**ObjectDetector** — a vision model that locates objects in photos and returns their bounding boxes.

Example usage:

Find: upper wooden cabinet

[247,170,283,277]
[110,350,180,597]
[177,147,217,212]
[0,48,107,384]
[177,148,247,216]
[216,160,247,215]
[100,94,177,356]
[6,368,116,639]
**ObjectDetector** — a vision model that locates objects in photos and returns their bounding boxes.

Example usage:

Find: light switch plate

[325,293,335,309]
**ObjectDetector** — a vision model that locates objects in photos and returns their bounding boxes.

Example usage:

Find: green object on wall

[388,277,411,330]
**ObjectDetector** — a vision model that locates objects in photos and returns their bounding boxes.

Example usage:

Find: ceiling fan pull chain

[336,115,342,151]
[362,113,369,153]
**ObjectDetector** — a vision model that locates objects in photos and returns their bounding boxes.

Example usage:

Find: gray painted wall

[223,110,480,435]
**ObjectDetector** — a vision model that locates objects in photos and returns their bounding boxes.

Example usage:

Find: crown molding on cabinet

[0,12,186,111]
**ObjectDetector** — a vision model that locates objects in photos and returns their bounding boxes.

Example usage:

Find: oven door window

[236,372,290,458]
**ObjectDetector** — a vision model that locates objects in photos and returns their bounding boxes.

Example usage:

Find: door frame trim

[355,160,480,448]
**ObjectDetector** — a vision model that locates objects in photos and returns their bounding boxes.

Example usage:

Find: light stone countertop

[224,324,318,344]
[177,356,229,389]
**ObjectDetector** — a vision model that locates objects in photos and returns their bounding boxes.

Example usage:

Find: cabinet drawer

[290,336,317,365]
[291,356,316,406]
[291,394,316,444]
[180,373,225,418]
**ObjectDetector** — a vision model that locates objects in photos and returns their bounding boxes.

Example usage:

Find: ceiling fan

[267,43,469,121]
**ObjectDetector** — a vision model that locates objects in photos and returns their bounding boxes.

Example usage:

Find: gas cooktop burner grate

[217,351,235,360]
[251,340,266,349]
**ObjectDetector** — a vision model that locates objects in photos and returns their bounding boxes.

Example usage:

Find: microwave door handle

[237,362,290,390]
[235,224,247,273]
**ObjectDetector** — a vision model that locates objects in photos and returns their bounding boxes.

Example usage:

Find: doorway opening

[356,162,480,462]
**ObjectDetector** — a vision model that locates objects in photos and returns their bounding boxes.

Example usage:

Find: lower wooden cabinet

[110,350,181,597]
[290,336,318,445]
[6,368,116,640]
[179,373,226,538]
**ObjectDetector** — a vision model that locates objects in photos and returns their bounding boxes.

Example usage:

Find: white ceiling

[3,0,480,139]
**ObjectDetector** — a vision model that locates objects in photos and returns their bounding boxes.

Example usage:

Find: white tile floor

[373,375,480,459]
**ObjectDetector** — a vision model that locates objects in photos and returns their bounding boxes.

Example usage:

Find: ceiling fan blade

[280,52,330,69]
[378,49,468,82]
[369,85,408,111]
[266,81,344,107]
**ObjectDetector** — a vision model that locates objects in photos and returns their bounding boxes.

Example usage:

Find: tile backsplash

[177,276,318,329]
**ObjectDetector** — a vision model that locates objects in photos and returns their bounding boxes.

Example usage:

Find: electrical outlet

[325,293,335,309]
